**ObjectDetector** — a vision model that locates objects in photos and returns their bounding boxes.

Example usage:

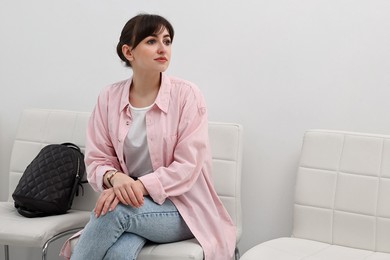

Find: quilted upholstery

[241,130,390,260]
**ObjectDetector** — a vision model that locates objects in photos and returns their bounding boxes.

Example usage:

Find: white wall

[1,0,390,259]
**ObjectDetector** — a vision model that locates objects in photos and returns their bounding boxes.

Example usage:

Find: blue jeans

[71,197,194,260]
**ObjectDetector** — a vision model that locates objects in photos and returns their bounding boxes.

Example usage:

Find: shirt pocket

[162,134,178,161]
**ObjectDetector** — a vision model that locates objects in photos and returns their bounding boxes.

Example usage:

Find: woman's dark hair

[116,14,174,67]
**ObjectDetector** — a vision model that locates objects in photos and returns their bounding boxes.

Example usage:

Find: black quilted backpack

[12,142,86,218]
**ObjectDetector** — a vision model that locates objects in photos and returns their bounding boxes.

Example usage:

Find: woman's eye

[164,39,172,46]
[146,39,156,45]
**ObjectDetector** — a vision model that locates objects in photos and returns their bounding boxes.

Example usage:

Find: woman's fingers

[113,186,129,205]
[112,180,145,208]
[94,190,108,216]
[93,181,146,218]
[94,189,116,217]
[109,197,119,212]
[111,174,137,206]
[126,184,143,207]
[132,181,145,206]
[100,174,146,210]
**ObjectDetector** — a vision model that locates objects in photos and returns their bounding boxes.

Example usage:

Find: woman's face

[126,27,172,73]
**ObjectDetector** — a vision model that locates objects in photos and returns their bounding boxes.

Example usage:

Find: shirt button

[118,139,121,143]
[126,121,129,125]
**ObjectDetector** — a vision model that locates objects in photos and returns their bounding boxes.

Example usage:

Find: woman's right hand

[110,173,145,208]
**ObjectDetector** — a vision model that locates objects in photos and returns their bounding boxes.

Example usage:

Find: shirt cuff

[96,165,117,191]
[139,173,167,205]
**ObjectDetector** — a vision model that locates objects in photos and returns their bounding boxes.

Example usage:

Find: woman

[70,14,235,260]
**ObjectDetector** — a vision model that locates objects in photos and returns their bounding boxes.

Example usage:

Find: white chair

[241,129,390,260]
[69,121,244,260]
[138,121,243,260]
[0,109,99,260]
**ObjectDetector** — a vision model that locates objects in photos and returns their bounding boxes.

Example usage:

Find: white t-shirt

[123,103,154,178]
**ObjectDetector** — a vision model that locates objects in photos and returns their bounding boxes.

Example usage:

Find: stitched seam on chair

[299,165,390,180]
[234,138,239,233]
[299,165,337,172]
[295,204,381,218]
[213,158,236,163]
[330,134,345,245]
[300,243,333,259]
[306,130,390,140]
[373,139,384,251]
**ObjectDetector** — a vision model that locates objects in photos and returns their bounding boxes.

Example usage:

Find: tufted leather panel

[208,122,243,241]
[293,130,390,253]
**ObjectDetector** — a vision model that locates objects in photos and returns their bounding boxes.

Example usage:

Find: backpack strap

[61,142,82,153]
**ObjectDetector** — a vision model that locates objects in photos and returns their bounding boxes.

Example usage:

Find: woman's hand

[94,188,119,218]
[111,173,147,208]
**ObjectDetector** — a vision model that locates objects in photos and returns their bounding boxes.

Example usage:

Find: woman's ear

[122,45,134,62]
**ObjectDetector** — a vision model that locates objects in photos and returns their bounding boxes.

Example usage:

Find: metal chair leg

[234,247,240,260]
[42,244,47,260]
[4,245,9,260]
[41,227,83,260]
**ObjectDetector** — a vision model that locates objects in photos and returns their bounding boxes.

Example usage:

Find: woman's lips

[155,57,168,63]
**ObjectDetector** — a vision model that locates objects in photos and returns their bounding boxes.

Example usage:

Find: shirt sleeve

[139,86,210,204]
[85,88,121,192]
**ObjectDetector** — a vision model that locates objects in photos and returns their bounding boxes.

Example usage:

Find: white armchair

[242,130,390,260]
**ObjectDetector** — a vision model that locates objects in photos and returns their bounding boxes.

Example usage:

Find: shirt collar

[119,73,171,114]
[154,73,171,114]
[119,78,132,113]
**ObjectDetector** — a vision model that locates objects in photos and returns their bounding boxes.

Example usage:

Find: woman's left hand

[111,173,147,208]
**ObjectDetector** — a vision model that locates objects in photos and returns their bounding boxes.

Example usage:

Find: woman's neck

[129,72,161,108]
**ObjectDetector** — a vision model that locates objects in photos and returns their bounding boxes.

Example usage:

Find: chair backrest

[293,129,390,253]
[209,122,244,242]
[9,109,243,241]
[8,109,98,210]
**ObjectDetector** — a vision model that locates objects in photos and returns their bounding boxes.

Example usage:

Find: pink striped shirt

[84,74,235,259]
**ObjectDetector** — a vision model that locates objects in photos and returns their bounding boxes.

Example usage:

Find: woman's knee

[103,233,146,260]
[87,204,135,231]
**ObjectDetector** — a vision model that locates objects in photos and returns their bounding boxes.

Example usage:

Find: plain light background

[1,0,390,259]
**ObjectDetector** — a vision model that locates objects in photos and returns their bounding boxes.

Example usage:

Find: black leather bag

[12,143,86,218]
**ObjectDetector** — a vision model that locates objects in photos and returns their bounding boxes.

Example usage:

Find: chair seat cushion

[241,237,390,260]
[69,236,203,260]
[0,201,90,247]
[138,238,204,260]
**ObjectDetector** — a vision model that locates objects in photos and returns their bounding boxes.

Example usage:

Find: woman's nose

[157,42,166,53]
